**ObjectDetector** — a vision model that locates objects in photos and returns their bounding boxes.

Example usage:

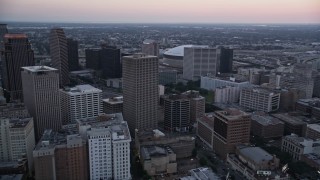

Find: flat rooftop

[62,84,102,94]
[251,114,284,126]
[307,124,320,132]
[190,167,220,180]
[272,113,317,125]
[103,96,123,104]
[215,108,249,120]
[4,34,27,39]
[238,146,273,164]
[21,66,57,72]
[141,145,174,160]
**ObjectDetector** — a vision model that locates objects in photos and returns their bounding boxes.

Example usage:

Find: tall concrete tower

[21,66,62,140]
[49,28,69,87]
[122,54,158,133]
[1,34,34,102]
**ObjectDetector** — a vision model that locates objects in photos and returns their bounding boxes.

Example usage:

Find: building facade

[142,39,159,57]
[251,113,284,139]
[183,47,218,80]
[60,84,102,124]
[102,96,123,114]
[67,38,79,71]
[21,66,62,140]
[218,47,233,73]
[123,54,158,133]
[50,28,69,87]
[1,34,34,102]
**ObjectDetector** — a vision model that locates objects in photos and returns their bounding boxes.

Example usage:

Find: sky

[0,0,319,24]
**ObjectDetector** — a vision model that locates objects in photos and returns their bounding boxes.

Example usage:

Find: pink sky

[0,0,319,23]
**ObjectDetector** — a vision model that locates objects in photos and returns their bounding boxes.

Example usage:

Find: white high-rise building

[183,47,218,80]
[60,84,102,124]
[0,117,35,173]
[77,113,131,180]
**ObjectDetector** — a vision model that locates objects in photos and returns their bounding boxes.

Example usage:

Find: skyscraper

[50,28,69,87]
[142,39,159,57]
[123,54,158,133]
[67,38,79,71]
[218,47,233,73]
[21,66,62,140]
[1,34,34,102]
[100,46,121,78]
[85,48,100,70]
[183,47,218,80]
[0,24,8,50]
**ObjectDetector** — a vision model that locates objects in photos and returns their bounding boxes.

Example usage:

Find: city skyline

[0,0,319,24]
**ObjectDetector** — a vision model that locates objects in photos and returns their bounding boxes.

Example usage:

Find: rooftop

[238,146,273,164]
[62,84,102,94]
[141,145,174,160]
[215,108,249,120]
[198,113,215,129]
[164,45,209,57]
[103,96,123,104]
[21,66,57,72]
[4,34,27,39]
[307,124,320,132]
[272,113,317,125]
[251,113,284,126]
[189,167,221,180]
[143,39,157,44]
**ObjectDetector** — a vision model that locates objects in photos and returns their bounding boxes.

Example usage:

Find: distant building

[77,113,131,180]
[102,96,123,114]
[218,47,233,73]
[67,38,79,71]
[159,69,177,85]
[50,28,69,87]
[60,85,102,124]
[251,113,284,139]
[85,48,100,70]
[239,87,280,112]
[1,34,34,102]
[140,145,177,176]
[21,66,62,140]
[214,86,239,103]
[105,78,122,88]
[213,108,251,159]
[142,39,159,57]
[123,54,158,133]
[197,113,215,149]
[0,24,8,51]
[182,90,205,123]
[0,117,35,173]
[183,47,217,80]
[135,129,195,159]
[33,130,88,180]
[281,134,320,160]
[279,89,302,112]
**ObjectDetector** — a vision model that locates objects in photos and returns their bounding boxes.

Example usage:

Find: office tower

[213,108,251,159]
[218,47,233,73]
[1,34,34,102]
[0,24,8,50]
[85,46,122,78]
[33,130,88,180]
[123,54,158,133]
[21,66,62,140]
[159,69,178,85]
[240,87,280,112]
[142,39,159,57]
[102,96,123,114]
[50,28,69,87]
[164,95,190,132]
[67,38,79,71]
[183,47,217,80]
[214,86,239,103]
[100,46,122,78]
[182,90,205,123]
[60,84,102,124]
[0,117,35,173]
[0,102,30,118]
[77,113,131,180]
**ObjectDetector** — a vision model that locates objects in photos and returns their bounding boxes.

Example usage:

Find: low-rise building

[251,113,284,139]
[140,145,177,176]
[281,134,320,160]
[214,86,239,103]
[271,113,311,136]
[296,98,320,119]
[135,129,195,159]
[180,167,221,180]
[306,124,320,140]
[102,96,123,114]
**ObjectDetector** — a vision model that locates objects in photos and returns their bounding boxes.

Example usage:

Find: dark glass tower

[67,38,79,71]
[1,34,34,102]
[50,28,69,87]
[219,47,233,73]
[100,46,121,78]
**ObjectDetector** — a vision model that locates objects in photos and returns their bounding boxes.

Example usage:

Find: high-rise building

[183,47,217,80]
[67,38,79,71]
[142,39,159,57]
[1,34,34,102]
[213,108,251,159]
[60,84,102,124]
[21,66,62,140]
[163,94,190,132]
[77,113,131,180]
[123,54,158,133]
[33,129,88,180]
[182,90,205,123]
[0,24,8,50]
[239,87,280,112]
[218,47,233,73]
[0,116,35,173]
[85,48,100,70]
[100,46,121,78]
[49,28,69,87]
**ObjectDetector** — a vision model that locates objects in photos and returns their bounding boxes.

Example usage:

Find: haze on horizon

[0,0,319,24]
